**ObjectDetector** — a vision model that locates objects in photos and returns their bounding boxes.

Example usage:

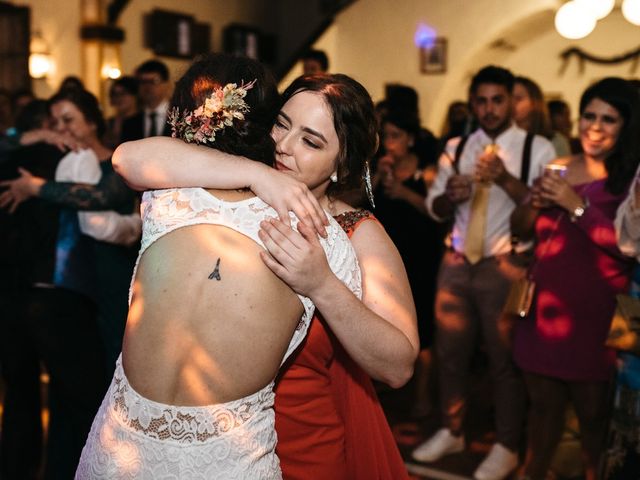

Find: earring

[330,172,338,183]
[364,160,375,208]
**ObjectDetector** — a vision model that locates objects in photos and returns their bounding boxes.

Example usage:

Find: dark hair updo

[281,73,378,198]
[170,53,279,166]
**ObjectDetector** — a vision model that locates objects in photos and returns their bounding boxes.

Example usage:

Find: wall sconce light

[622,0,640,25]
[29,31,54,79]
[101,65,122,79]
[100,41,122,80]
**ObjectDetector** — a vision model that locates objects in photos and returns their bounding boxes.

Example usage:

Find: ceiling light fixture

[555,1,598,39]
[622,0,640,25]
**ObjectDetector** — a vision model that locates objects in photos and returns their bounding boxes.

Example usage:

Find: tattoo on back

[208,258,221,281]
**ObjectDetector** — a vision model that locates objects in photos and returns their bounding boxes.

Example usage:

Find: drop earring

[364,160,375,208]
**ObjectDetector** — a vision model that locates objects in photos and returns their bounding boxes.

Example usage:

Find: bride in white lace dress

[75,55,363,479]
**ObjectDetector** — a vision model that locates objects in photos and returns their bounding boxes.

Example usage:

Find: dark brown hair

[135,59,170,81]
[579,77,640,195]
[514,76,553,139]
[170,53,279,165]
[281,74,378,197]
[469,65,515,96]
[49,88,106,138]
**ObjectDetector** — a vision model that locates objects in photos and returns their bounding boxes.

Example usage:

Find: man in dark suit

[120,59,172,143]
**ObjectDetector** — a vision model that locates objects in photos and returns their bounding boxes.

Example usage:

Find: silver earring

[330,172,338,183]
[364,160,375,208]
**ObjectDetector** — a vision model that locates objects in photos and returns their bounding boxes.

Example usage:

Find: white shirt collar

[475,122,518,145]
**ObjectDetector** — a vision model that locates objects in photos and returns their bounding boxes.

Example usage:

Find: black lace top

[40,159,136,213]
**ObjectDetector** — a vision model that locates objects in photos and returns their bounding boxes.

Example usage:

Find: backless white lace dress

[75,188,361,479]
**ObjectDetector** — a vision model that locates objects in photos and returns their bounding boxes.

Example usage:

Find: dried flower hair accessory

[168,79,256,145]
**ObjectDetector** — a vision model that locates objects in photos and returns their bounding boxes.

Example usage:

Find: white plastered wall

[295,0,640,134]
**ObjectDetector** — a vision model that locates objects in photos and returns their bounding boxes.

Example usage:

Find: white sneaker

[473,443,519,480]
[411,428,464,463]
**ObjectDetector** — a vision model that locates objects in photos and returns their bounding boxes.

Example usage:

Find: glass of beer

[542,164,568,177]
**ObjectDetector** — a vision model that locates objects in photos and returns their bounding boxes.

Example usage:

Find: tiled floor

[379,358,587,480]
[379,359,498,480]
[0,362,588,480]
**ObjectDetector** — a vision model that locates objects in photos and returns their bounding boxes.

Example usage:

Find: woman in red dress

[254,76,418,480]
[273,210,411,480]
[114,74,419,479]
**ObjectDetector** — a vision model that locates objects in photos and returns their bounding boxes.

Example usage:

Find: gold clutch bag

[503,277,536,318]
[605,294,640,354]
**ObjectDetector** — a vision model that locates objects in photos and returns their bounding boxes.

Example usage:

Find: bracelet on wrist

[570,197,589,222]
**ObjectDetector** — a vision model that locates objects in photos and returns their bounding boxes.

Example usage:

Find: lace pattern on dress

[109,355,274,444]
[131,188,362,364]
[76,364,281,479]
[76,188,361,479]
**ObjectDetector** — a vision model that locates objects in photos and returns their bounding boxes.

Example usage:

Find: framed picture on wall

[144,9,210,59]
[420,38,447,74]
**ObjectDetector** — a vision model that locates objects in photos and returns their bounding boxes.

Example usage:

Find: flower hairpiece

[168,79,256,144]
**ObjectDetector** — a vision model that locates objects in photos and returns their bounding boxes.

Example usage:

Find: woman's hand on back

[0,168,46,213]
[250,167,329,237]
[261,212,420,386]
[258,218,335,297]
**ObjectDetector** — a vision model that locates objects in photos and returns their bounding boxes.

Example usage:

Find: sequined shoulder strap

[334,209,378,237]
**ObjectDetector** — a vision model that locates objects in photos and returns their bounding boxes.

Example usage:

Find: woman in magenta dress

[511,77,640,480]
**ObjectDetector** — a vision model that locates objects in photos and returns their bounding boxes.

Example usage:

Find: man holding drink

[413,65,555,480]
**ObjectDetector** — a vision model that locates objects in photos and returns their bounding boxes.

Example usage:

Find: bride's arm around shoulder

[113,137,329,235]
[112,137,269,192]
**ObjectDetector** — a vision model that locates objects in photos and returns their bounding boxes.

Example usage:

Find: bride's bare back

[122,189,303,406]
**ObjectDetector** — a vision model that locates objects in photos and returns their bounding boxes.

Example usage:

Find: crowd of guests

[408,68,640,480]
[0,60,172,479]
[0,51,639,480]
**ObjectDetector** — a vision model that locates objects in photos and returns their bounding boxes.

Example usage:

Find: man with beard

[413,66,555,480]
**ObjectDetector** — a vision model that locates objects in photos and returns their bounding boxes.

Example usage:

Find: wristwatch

[570,198,589,222]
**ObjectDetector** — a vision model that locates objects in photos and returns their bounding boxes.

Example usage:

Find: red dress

[274,210,409,480]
